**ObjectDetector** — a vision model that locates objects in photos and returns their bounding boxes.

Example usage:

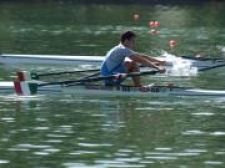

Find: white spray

[162,51,198,77]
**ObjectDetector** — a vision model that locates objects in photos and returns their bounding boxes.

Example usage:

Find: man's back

[101,43,136,73]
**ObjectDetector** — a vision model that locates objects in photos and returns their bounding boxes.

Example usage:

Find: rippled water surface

[0,94,225,167]
[0,1,225,168]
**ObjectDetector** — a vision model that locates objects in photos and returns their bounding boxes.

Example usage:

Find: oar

[181,55,225,72]
[198,63,225,72]
[181,55,224,61]
[31,68,100,79]
[30,64,160,80]
[80,71,100,79]
[39,70,159,87]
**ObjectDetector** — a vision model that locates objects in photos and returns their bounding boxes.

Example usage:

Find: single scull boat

[1,70,225,97]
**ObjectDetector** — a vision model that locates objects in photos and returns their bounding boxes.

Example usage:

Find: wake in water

[0,94,45,101]
[162,51,198,77]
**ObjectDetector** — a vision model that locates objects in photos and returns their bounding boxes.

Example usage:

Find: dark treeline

[0,0,223,5]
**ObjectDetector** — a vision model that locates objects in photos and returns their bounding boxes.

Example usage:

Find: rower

[100,30,165,87]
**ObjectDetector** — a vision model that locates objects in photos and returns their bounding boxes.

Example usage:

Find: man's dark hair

[120,31,136,43]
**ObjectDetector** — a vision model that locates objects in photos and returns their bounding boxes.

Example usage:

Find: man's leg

[124,61,142,87]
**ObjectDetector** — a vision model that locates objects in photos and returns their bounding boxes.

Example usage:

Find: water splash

[162,51,198,77]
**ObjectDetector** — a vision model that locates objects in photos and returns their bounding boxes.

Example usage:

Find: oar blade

[14,71,39,96]
[14,81,38,96]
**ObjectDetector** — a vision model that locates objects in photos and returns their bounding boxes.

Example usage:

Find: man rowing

[100,31,165,87]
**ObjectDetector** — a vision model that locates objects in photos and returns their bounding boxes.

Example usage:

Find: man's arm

[129,54,165,72]
[140,55,165,66]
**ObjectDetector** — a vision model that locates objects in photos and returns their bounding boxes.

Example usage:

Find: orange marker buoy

[148,21,160,28]
[169,40,177,48]
[133,14,140,21]
[154,21,160,27]
[149,21,155,28]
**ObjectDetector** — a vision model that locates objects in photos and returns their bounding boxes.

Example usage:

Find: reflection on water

[0,94,225,167]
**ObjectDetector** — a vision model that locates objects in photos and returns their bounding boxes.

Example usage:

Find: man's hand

[155,60,166,66]
[157,66,166,73]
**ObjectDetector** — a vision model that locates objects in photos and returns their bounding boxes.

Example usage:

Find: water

[0,94,225,167]
[0,1,225,168]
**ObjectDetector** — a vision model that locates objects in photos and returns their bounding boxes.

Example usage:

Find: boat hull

[0,54,103,66]
[65,85,225,97]
[1,82,225,97]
